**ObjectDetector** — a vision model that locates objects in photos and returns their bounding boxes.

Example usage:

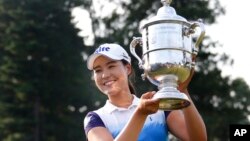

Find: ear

[125,64,132,75]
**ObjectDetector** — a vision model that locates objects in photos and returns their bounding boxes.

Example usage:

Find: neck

[108,92,134,108]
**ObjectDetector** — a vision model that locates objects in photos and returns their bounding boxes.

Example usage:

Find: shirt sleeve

[84,111,106,135]
[164,111,171,132]
[164,111,171,119]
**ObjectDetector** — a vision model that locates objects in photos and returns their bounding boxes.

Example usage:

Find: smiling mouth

[104,80,115,86]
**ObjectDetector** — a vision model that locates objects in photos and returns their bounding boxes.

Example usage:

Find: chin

[103,89,119,96]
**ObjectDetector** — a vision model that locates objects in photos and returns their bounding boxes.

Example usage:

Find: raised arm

[167,69,207,141]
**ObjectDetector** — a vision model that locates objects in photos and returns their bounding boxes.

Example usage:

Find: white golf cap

[87,43,131,70]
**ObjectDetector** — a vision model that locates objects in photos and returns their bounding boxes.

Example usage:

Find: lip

[103,80,115,86]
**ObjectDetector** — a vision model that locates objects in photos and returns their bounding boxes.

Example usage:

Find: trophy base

[153,87,191,111]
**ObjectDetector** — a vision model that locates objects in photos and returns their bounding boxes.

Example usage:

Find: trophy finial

[161,0,172,6]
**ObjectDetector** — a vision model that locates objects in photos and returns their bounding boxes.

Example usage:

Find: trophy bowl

[130,0,205,111]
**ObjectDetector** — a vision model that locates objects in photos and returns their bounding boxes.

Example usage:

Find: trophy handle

[130,37,143,69]
[193,19,206,48]
[190,19,206,55]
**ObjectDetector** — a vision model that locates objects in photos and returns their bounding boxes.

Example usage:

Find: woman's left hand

[178,55,197,92]
[178,68,194,93]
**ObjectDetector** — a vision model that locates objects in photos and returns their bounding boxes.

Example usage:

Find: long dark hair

[121,59,136,95]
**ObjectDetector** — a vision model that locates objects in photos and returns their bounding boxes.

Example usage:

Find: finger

[151,98,160,103]
[192,54,197,61]
[141,91,156,99]
[144,98,160,107]
[144,100,160,112]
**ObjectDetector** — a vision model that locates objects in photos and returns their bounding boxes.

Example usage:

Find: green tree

[0,0,93,141]
[81,0,250,140]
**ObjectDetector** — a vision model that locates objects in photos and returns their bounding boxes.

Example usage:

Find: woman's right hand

[113,92,160,141]
[136,91,160,115]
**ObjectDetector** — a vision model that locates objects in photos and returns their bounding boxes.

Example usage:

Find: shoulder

[84,105,108,126]
[84,110,106,135]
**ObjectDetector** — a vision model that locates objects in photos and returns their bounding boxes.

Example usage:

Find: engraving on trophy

[130,0,205,110]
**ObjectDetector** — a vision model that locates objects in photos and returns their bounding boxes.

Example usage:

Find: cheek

[93,74,102,87]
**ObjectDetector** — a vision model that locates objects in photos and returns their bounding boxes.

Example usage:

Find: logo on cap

[122,53,129,59]
[95,46,110,54]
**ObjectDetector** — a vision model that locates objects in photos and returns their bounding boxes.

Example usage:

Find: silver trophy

[130,0,205,110]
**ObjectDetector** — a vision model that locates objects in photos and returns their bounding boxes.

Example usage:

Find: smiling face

[93,55,131,96]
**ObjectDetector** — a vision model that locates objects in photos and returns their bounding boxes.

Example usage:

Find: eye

[108,65,115,69]
[94,69,102,73]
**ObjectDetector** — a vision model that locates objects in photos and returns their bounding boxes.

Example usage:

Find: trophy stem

[153,74,191,111]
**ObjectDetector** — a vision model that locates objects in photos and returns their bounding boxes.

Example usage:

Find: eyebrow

[93,60,117,70]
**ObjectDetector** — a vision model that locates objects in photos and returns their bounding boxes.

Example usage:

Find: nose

[101,69,111,79]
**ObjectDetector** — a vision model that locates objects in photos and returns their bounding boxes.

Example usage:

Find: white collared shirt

[84,95,170,141]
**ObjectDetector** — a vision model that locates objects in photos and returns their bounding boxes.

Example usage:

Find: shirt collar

[104,95,140,114]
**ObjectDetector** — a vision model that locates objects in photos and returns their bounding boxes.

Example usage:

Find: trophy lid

[141,0,187,29]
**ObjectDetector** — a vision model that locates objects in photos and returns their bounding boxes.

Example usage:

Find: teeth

[104,81,114,86]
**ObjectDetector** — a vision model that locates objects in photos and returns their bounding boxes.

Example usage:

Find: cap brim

[87,53,102,70]
[87,53,123,70]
